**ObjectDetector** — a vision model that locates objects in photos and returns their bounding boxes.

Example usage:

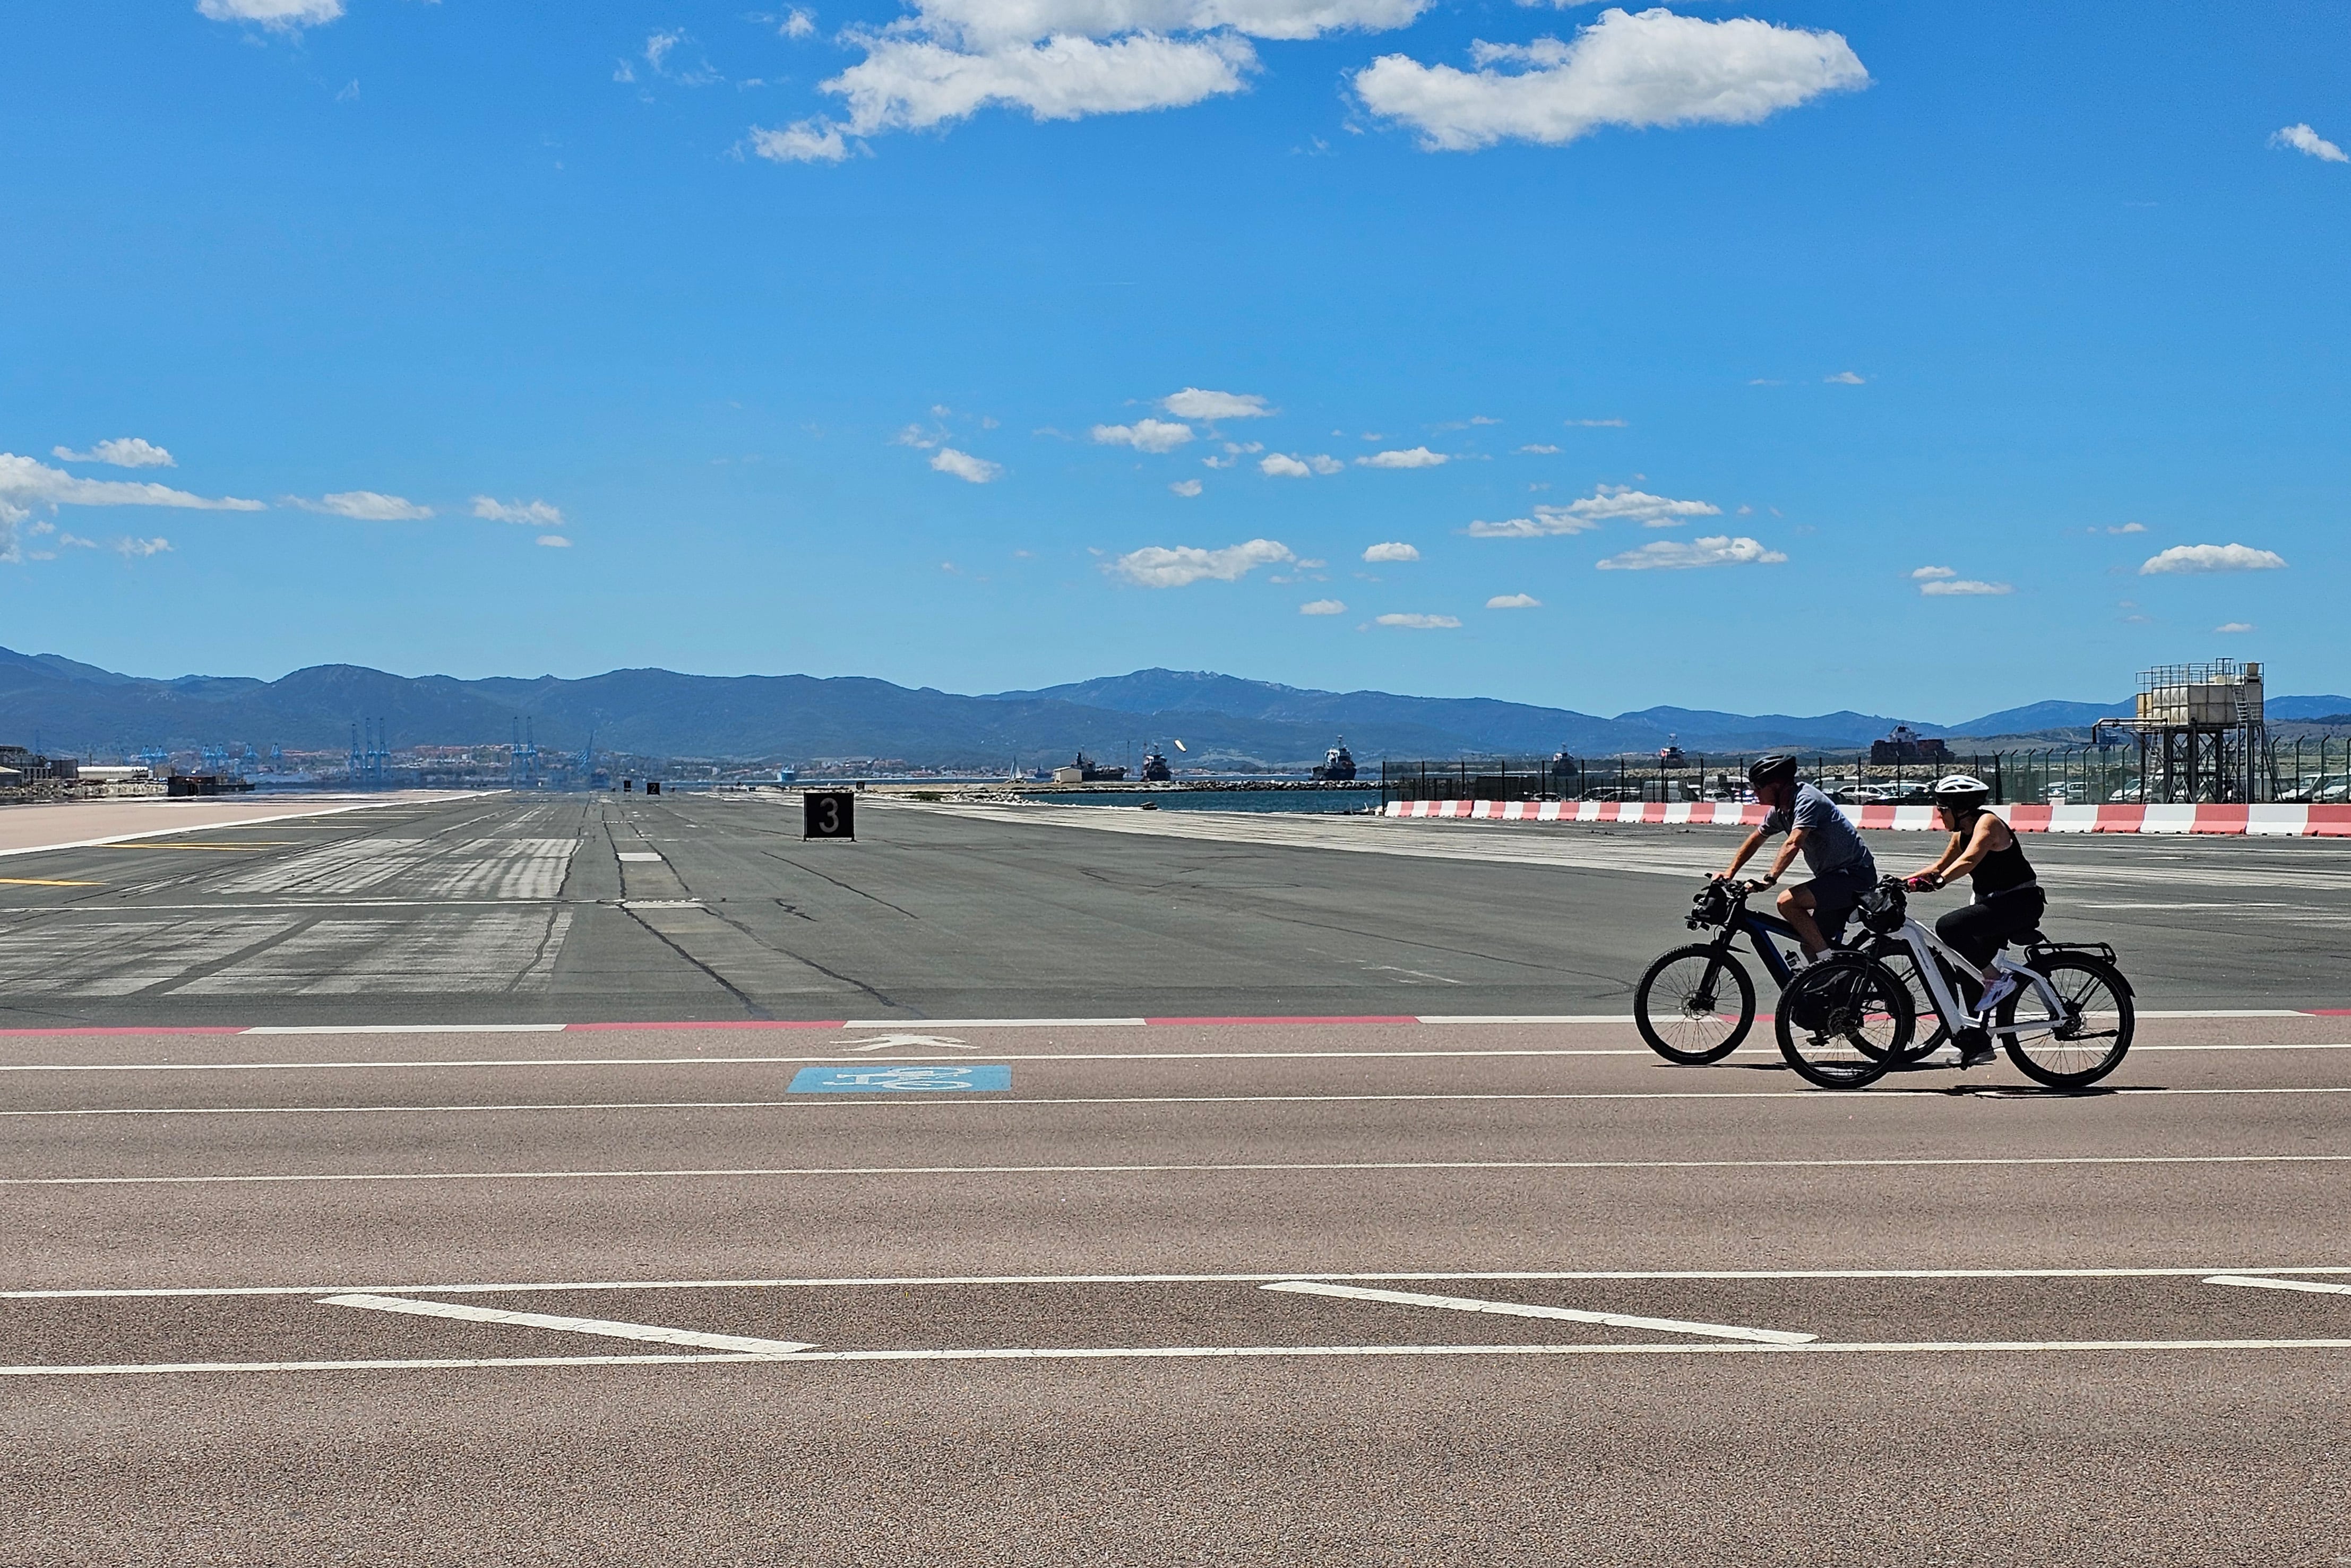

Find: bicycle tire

[1633,945,1755,1065]
[1866,944,1950,1064]
[1998,953,2134,1089]
[1775,953,1911,1089]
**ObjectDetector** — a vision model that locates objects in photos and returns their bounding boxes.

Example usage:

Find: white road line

[2202,1274,2351,1297]
[0,795,489,862]
[11,1041,2351,1074]
[13,1084,2351,1118]
[241,1023,569,1036]
[8,1152,2351,1189]
[9,1337,2351,1377]
[1261,1279,1816,1343]
[13,1265,2348,1301]
[318,1292,815,1353]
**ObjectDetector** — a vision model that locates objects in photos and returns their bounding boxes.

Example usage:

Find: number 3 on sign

[803,790,855,841]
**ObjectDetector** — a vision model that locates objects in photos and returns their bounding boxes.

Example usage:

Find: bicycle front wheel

[1775,954,1911,1089]
[1634,945,1755,1065]
[1869,944,1949,1064]
[1999,954,2134,1089]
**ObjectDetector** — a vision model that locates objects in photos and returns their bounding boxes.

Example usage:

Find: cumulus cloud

[1299,598,1347,615]
[110,537,173,558]
[2139,542,2286,575]
[2271,123,2348,163]
[1163,387,1274,419]
[53,438,175,469]
[1357,446,1448,469]
[1824,371,1866,385]
[1597,534,1785,571]
[1375,611,1460,629]
[537,535,573,548]
[1092,418,1194,453]
[2105,522,2147,535]
[780,8,819,39]
[471,496,565,526]
[1355,6,1866,153]
[1910,565,1956,580]
[1569,417,1627,427]
[2215,622,2254,634]
[931,447,1005,483]
[0,453,263,516]
[1464,484,1717,536]
[1169,478,1203,497]
[1362,541,1420,563]
[289,491,434,521]
[1486,592,1541,608]
[196,0,343,30]
[1260,453,1312,478]
[1109,537,1294,587]
[1919,579,2012,597]
[1515,443,1562,454]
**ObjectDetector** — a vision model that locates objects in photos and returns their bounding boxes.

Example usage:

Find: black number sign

[803,790,855,841]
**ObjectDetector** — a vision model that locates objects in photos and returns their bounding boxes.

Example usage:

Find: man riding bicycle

[1905,773,2043,1067]
[1712,755,1878,962]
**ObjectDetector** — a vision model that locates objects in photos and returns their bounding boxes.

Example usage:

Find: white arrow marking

[843,1033,974,1053]
[321,1293,814,1354]
[1262,1280,1815,1345]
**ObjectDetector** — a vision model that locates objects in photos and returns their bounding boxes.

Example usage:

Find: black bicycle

[1634,878,1945,1066]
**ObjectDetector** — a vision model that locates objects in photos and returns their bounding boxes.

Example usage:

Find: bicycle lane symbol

[788,1064,1011,1093]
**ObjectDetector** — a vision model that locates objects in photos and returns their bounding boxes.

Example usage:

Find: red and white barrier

[1383,798,2351,837]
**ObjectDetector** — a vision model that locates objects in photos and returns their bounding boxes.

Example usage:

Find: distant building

[1870,724,1951,765]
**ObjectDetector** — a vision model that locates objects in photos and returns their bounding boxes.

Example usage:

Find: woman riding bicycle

[1906,773,2043,1064]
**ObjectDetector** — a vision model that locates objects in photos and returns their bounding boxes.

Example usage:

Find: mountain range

[2,647,2345,770]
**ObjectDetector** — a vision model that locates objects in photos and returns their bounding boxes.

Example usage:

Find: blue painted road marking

[789,1064,1011,1093]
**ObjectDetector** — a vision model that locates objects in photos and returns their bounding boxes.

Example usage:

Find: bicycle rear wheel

[1633,945,1755,1065]
[1775,954,1910,1089]
[1999,954,2134,1089]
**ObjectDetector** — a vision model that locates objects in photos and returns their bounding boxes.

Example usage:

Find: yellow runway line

[0,878,101,887]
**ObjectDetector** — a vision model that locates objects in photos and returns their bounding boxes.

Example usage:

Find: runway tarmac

[2,792,2347,1563]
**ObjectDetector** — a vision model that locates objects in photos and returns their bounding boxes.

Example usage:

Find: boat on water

[1312,739,1357,781]
[1052,752,1127,783]
[1138,746,1173,782]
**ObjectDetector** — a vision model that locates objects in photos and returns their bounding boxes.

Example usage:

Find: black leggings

[1936,888,2047,970]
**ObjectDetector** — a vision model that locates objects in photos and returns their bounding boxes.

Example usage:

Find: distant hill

[2,648,2344,769]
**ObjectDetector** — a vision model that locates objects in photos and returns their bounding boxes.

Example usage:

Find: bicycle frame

[1703,889,1805,989]
[1880,918,2069,1041]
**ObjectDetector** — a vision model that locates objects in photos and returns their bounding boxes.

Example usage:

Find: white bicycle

[1772,877,2135,1091]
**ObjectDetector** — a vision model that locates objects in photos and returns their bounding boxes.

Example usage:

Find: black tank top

[1969,822,2036,896]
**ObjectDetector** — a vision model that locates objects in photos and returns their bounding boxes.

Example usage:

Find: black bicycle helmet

[1747,754,1799,788]
[1932,773,1992,813]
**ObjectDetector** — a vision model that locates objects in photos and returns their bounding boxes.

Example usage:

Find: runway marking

[14,1265,2351,1301]
[13,1084,2351,1118]
[1261,1279,1816,1344]
[616,853,664,862]
[113,842,297,852]
[8,1337,2351,1378]
[8,1153,2351,1189]
[240,1023,569,1036]
[0,878,101,887]
[318,1291,816,1354]
[2203,1274,2351,1297]
[845,1033,975,1052]
[0,795,493,862]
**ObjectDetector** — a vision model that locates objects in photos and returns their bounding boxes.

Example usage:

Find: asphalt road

[3,792,2349,1564]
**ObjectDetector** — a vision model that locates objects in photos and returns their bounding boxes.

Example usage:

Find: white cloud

[471,496,565,526]
[1910,565,1956,580]
[749,122,852,162]
[110,536,173,558]
[196,0,343,30]
[1375,611,1461,629]
[1163,387,1274,420]
[1092,418,1195,453]
[1515,443,1562,454]
[1260,453,1313,478]
[2139,542,2286,575]
[1569,417,1627,427]
[537,535,573,548]
[1824,371,1866,385]
[52,438,175,469]
[1224,440,1264,454]
[1169,478,1203,497]
[2215,622,2254,634]
[2105,522,2147,535]
[930,447,1005,483]
[1597,534,1785,571]
[1299,598,1347,615]
[1919,578,2012,597]
[1357,446,1447,469]
[2271,123,2348,163]
[1362,541,1420,563]
[781,7,819,39]
[1109,537,1295,587]
[1355,6,1867,153]
[0,452,263,515]
[1465,483,1717,536]
[289,491,434,521]
[1486,592,1541,608]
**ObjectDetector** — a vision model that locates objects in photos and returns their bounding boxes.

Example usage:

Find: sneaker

[1976,972,2021,1015]
[1954,1028,1996,1069]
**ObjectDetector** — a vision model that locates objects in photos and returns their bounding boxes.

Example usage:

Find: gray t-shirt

[1762,782,1875,878]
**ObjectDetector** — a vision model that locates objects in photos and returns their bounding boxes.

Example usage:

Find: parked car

[2044,781,2088,804]
[1878,782,1935,805]
[2281,773,2351,804]
[1830,785,1891,805]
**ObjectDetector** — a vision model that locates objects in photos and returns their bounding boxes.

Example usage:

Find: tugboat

[1138,746,1174,782]
[1657,737,1686,769]
[1311,738,1357,781]
[1051,751,1127,783]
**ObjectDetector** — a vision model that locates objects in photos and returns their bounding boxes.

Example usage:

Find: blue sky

[2,1,2345,720]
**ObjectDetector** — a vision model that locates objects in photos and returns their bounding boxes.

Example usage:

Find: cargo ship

[1312,739,1357,781]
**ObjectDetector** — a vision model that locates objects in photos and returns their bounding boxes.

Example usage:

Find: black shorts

[1799,863,1877,941]
[1936,886,2047,969]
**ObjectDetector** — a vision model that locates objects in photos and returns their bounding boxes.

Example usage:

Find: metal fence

[1381,736,2351,808]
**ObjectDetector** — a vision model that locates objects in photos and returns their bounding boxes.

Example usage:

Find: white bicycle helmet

[1932,773,1992,812]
